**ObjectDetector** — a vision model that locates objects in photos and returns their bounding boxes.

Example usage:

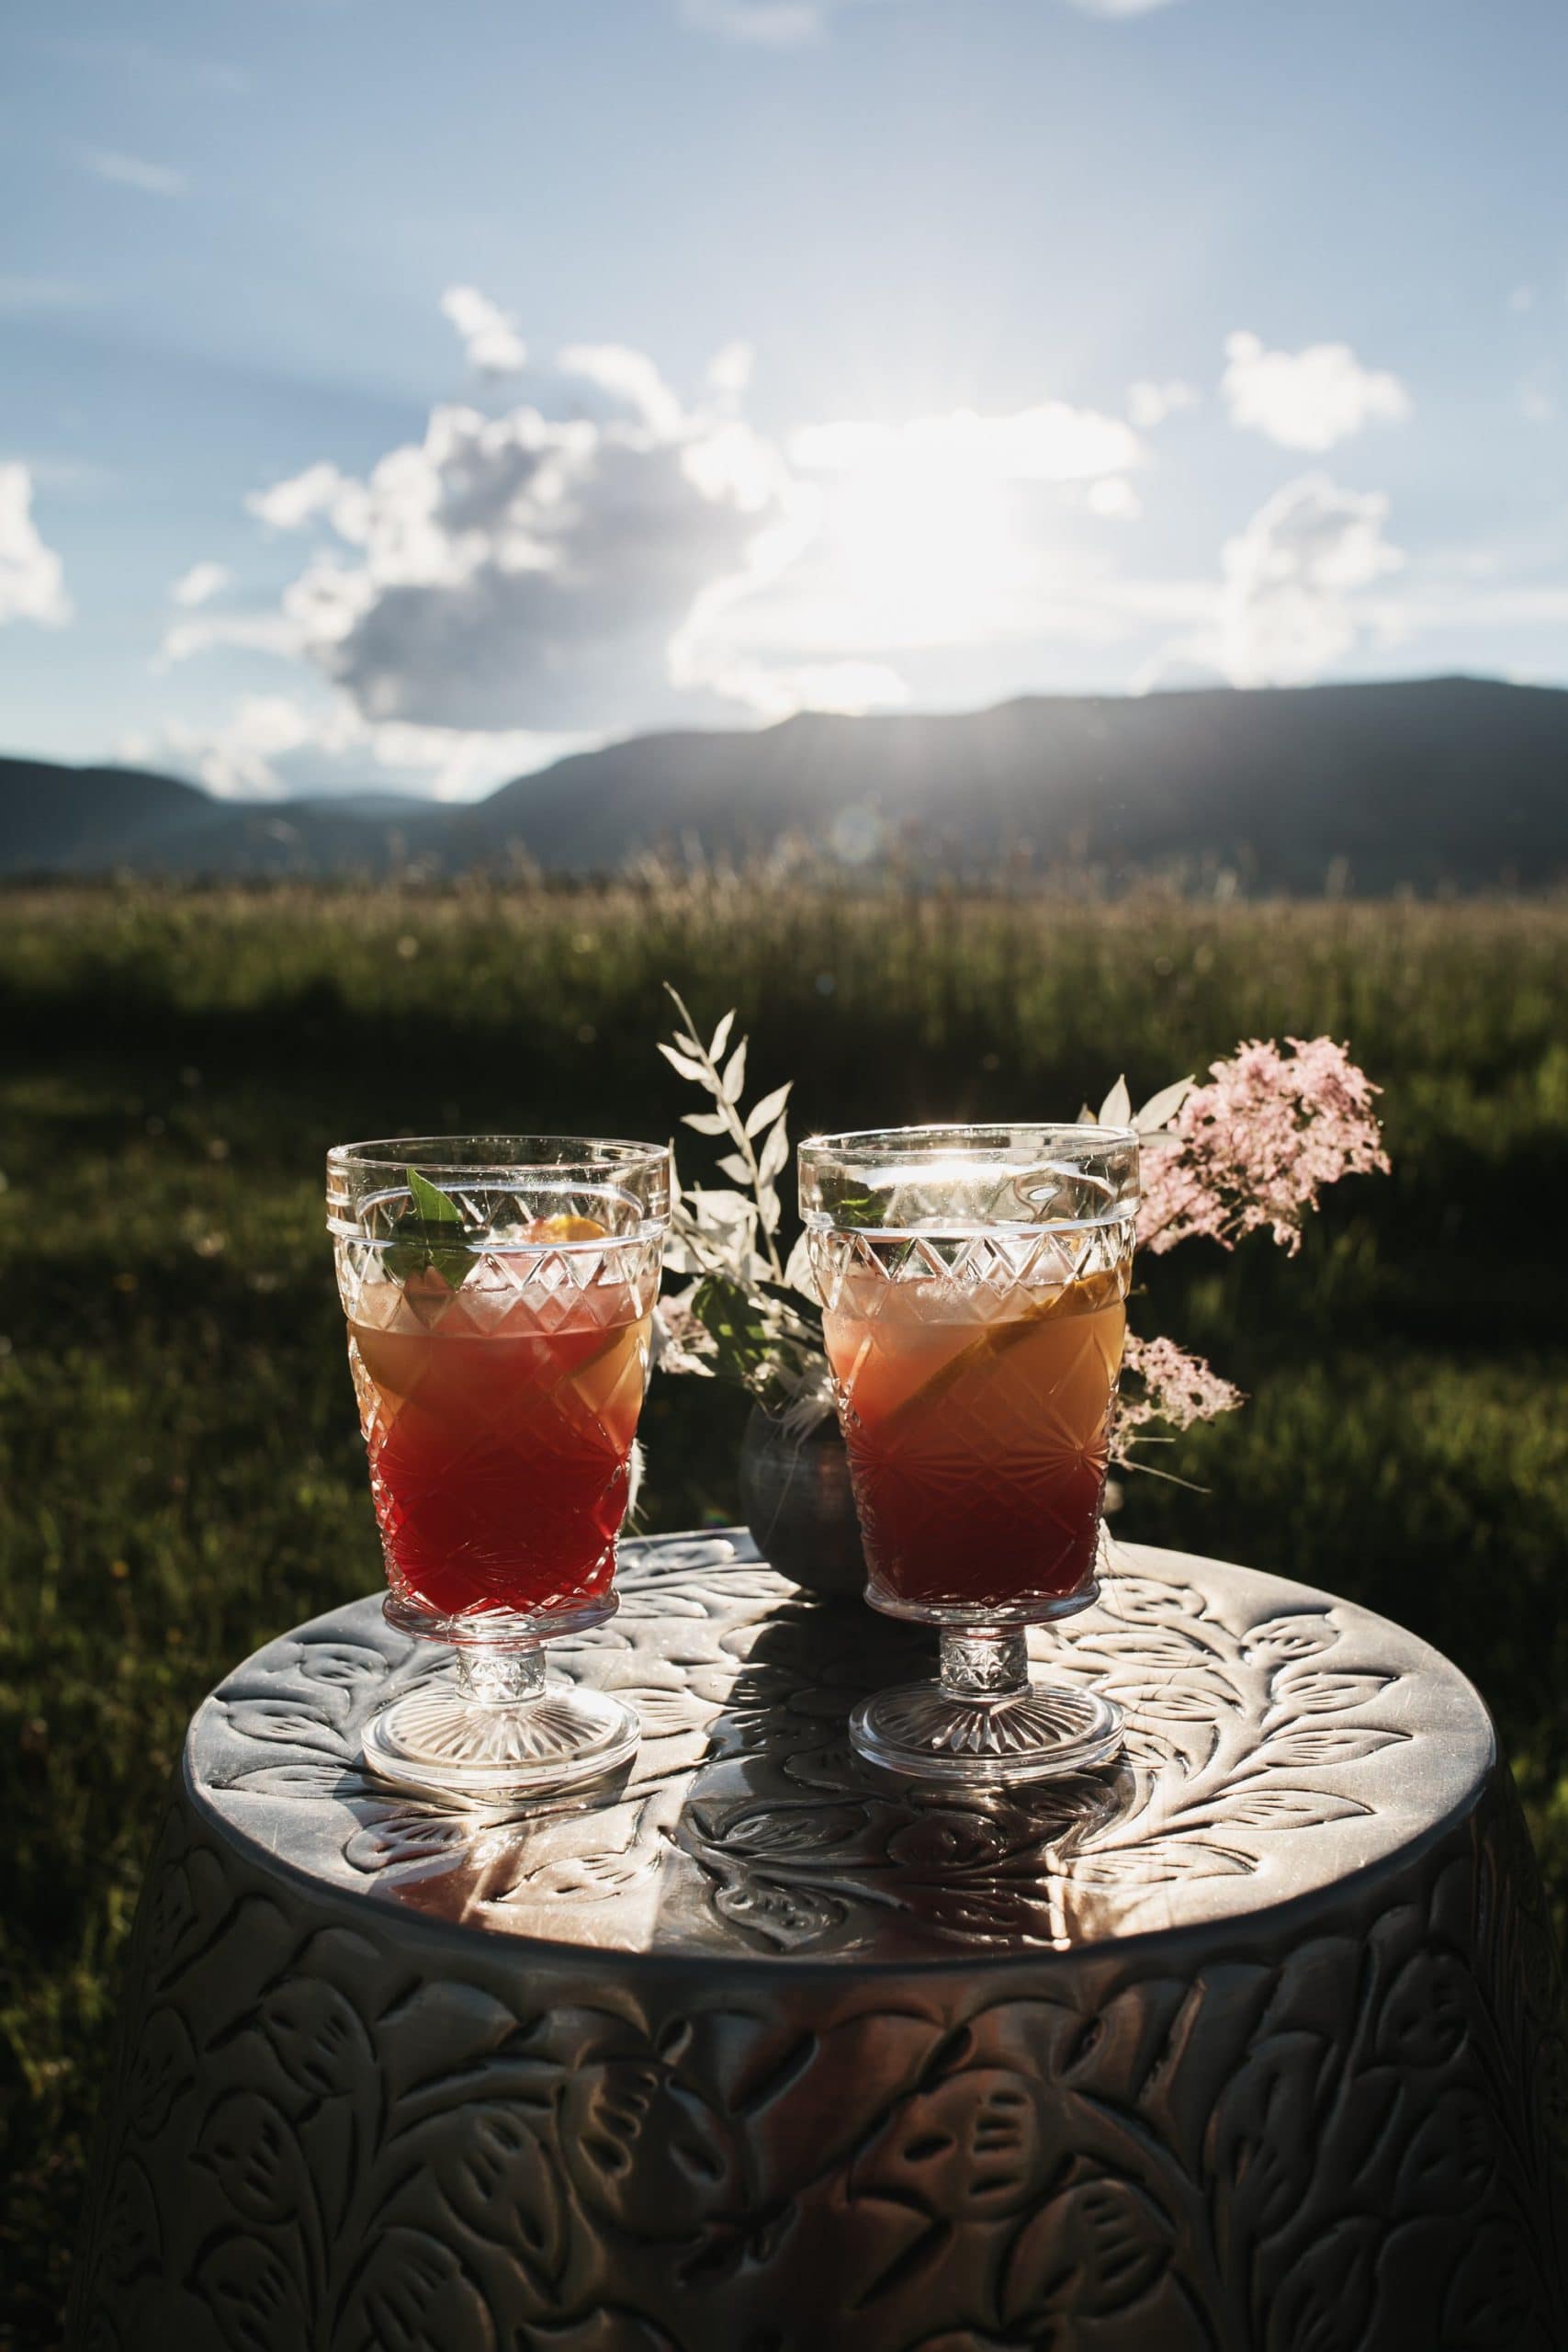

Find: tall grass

[2,876,1565,2342]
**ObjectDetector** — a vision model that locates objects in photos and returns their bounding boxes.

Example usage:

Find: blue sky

[3,0,1566,797]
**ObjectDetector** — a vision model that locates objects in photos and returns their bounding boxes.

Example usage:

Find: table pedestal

[73,1536,1567,2350]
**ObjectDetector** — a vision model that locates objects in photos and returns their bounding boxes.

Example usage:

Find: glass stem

[939,1626,1030,1701]
[457,1645,547,1707]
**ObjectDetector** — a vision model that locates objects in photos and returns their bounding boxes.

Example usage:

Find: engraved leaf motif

[1096,1673,1235,1722]
[124,2007,195,2138]
[712,1872,849,1947]
[1244,1613,1337,1664]
[341,2225,498,2352]
[1082,1629,1209,1668]
[1070,1838,1253,1886]
[259,1979,374,2103]
[99,2155,161,2287]
[192,2231,307,2352]
[1396,2086,1496,2215]
[1258,1725,1404,1769]
[1103,1575,1208,1622]
[296,1638,389,1690]
[1198,1788,1370,1830]
[429,2101,563,2277]
[194,2090,303,2223]
[226,1698,351,1757]
[1002,2174,1169,2324]
[1264,2214,1379,2352]
[710,1801,868,1857]
[1270,1669,1393,1716]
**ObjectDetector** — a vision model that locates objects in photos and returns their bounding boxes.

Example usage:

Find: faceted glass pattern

[328,1137,669,1805]
[800,1124,1137,1783]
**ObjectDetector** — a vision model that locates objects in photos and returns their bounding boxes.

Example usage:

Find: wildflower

[1138,1035,1387,1257]
[1114,1334,1245,1461]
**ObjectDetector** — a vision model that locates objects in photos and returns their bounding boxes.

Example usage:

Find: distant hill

[6,678,1567,891]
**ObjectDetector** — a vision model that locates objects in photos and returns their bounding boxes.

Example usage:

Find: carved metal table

[73,1534,1566,2351]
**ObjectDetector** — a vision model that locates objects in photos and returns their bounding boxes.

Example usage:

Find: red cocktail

[348,1248,651,1622]
[329,1139,670,1804]
[821,1261,1126,1617]
[801,1123,1138,1784]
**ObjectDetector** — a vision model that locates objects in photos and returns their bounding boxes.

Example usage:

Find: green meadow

[3,876,1566,2339]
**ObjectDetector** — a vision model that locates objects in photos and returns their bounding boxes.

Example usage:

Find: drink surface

[347,1270,650,1621]
[822,1262,1126,1613]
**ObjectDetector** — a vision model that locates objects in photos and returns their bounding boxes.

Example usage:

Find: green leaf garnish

[406,1166,465,1226]
[385,1165,474,1288]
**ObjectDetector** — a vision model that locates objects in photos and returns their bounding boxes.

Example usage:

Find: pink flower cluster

[1115,1333,1245,1455]
[1137,1035,1388,1259]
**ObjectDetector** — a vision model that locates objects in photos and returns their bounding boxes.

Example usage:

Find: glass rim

[798,1121,1138,1238]
[327,1134,671,1179]
[799,1120,1137,1161]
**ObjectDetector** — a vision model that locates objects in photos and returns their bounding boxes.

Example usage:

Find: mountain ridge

[4,676,1566,891]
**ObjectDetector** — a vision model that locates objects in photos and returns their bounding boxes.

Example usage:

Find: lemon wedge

[525,1213,609,1243]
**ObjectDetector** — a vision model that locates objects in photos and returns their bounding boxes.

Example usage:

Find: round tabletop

[73,1533,1566,2352]
[192,1531,1492,1961]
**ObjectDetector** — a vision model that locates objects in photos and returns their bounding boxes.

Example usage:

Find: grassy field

[2,876,1566,2343]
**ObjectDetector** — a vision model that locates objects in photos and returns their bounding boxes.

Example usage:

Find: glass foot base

[851,1677,1123,1784]
[362,1673,639,1805]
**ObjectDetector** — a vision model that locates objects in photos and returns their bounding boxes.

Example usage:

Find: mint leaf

[385,1165,473,1288]
[407,1166,464,1225]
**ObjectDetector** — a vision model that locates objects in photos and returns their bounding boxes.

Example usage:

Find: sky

[3,0,1567,801]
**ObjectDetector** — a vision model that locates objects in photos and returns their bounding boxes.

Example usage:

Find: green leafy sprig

[384,1164,475,1289]
[657,989,828,1419]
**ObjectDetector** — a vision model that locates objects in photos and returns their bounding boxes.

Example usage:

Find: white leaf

[716,1152,753,1184]
[721,1040,748,1102]
[687,1188,754,1231]
[744,1082,792,1138]
[658,1043,712,1087]
[1134,1075,1194,1135]
[757,1114,790,1185]
[783,1231,817,1295]
[708,1009,735,1065]
[1078,1102,1096,1124]
[757,1182,781,1235]
[681,1110,730,1136]
[1098,1075,1132,1128]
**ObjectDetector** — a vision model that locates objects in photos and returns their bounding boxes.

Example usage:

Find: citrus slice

[878,1269,1122,1430]
[525,1213,609,1243]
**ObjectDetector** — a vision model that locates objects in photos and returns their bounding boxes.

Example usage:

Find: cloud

[682,0,1178,39]
[791,401,1145,481]
[169,561,231,609]
[1222,330,1411,452]
[1517,368,1558,425]
[557,343,686,438]
[230,345,796,731]
[0,464,72,627]
[245,462,363,534]
[73,147,187,198]
[440,285,527,376]
[1088,477,1143,520]
[706,341,756,398]
[120,695,581,802]
[1215,472,1404,684]
[1127,378,1199,430]
[679,0,832,44]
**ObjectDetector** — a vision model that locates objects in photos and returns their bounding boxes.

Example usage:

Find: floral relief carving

[70,1536,1566,2351]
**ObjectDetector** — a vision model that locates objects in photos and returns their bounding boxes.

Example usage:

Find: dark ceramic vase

[738,1403,867,1600]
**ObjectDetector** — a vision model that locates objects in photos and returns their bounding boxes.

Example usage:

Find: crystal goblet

[327,1136,670,1804]
[799,1123,1138,1782]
